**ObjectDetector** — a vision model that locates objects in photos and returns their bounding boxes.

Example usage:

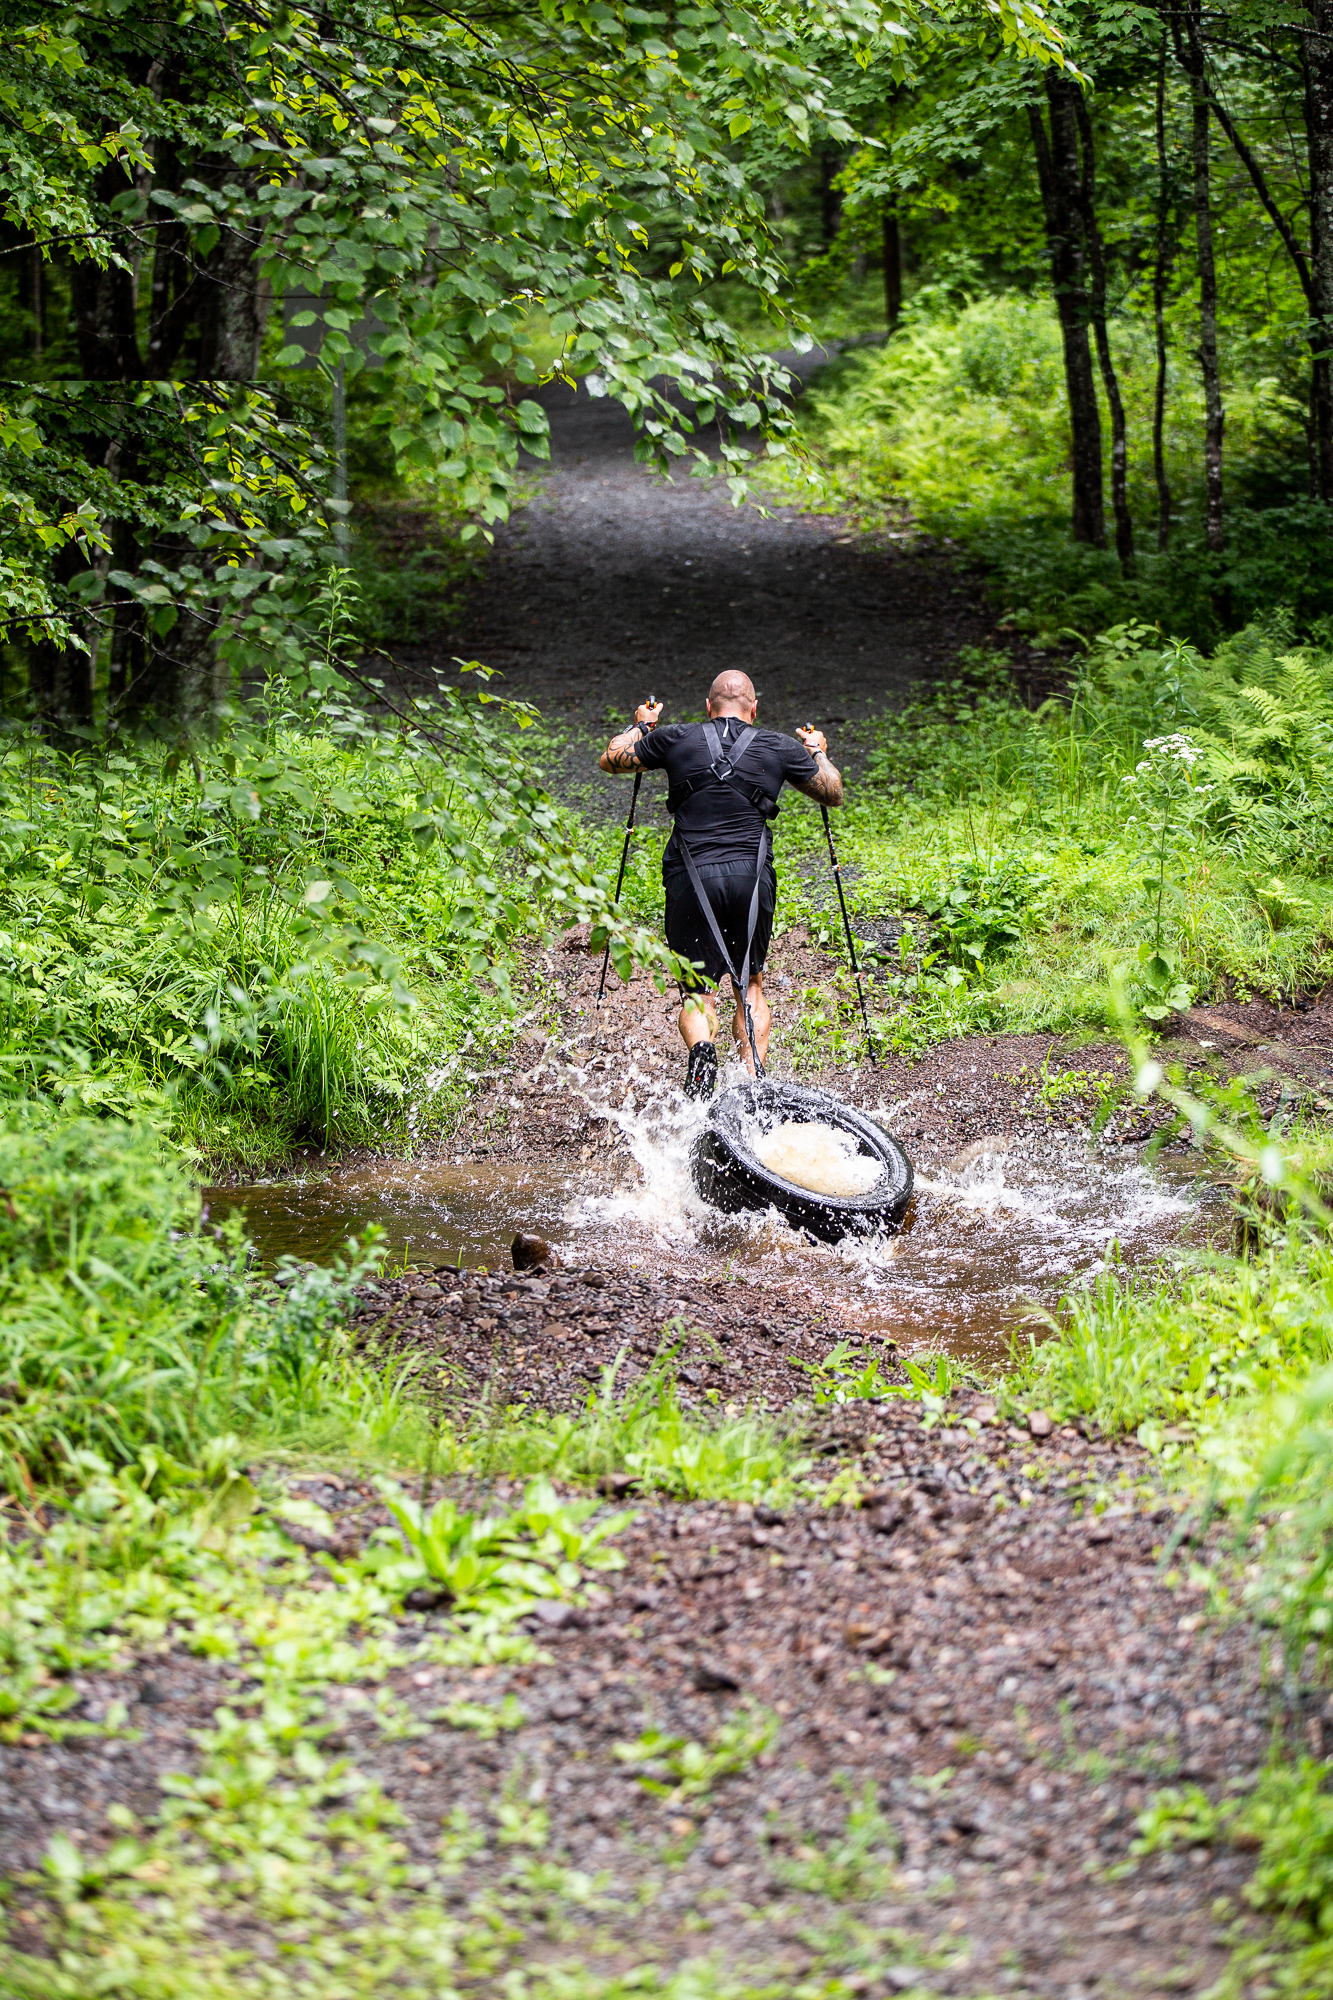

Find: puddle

[209,1075,1203,1365]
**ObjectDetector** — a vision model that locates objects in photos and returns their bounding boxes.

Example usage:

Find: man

[598,670,844,1097]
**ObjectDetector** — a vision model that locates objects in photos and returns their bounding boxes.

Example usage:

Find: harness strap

[667,720,779,821]
[676,821,768,1078]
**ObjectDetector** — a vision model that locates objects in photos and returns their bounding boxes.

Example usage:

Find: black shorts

[664,860,776,994]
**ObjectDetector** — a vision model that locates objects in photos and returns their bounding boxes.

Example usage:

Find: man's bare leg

[678,991,719,1048]
[678,990,721,1100]
[731,974,771,1074]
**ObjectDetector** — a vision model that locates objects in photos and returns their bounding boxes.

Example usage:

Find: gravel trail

[398,355,991,754]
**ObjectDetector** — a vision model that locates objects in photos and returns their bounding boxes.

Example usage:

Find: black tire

[690,1079,913,1244]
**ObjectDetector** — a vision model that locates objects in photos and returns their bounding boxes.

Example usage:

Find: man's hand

[794,721,843,807]
[599,696,662,774]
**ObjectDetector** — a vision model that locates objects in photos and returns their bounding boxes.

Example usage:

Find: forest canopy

[0,0,1057,730]
[4,0,1333,709]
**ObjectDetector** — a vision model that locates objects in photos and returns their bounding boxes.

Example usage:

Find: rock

[1086,1520,1114,1544]
[512,1232,554,1272]
[953,1496,985,1523]
[596,1472,639,1498]
[754,1505,786,1526]
[844,1619,894,1651]
[561,923,593,952]
[973,1400,997,1425]
[867,1500,907,1536]
[543,1321,575,1339]
[692,1655,741,1692]
[530,1599,585,1630]
[403,1585,452,1612]
[1027,1409,1054,1439]
[548,1695,584,1721]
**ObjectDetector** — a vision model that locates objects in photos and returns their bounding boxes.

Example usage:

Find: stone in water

[755,1121,883,1198]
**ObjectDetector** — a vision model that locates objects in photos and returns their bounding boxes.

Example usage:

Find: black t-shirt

[633,718,819,871]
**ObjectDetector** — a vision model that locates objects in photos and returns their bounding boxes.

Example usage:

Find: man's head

[705,670,757,722]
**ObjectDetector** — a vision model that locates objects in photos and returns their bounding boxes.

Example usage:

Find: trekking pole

[596,768,644,1004]
[820,803,876,1066]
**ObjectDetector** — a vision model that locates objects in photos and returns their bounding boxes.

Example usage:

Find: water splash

[209,1059,1201,1363]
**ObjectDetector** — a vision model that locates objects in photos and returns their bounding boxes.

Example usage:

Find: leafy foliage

[363,1475,631,1613]
[613,1703,779,1802]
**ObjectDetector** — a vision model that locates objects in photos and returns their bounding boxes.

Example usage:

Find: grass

[430,1342,811,1502]
[750,618,1333,1062]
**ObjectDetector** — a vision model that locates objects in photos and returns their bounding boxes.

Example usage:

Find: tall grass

[0,1106,424,1493]
[767,291,1332,643]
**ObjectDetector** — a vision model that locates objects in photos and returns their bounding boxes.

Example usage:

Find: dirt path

[0,1391,1275,1998]
[395,358,991,764]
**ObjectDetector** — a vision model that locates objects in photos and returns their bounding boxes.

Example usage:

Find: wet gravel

[353,1257,868,1416]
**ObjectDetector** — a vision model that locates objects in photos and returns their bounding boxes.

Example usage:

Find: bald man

[599,671,843,1096]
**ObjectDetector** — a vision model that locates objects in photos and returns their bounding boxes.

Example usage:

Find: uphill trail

[396,353,992,777]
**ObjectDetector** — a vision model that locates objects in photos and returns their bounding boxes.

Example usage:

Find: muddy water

[209,1081,1201,1364]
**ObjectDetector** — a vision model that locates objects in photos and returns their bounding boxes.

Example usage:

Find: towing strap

[675,821,768,1078]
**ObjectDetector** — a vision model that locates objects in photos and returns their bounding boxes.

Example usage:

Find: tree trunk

[819,150,843,247]
[30,245,42,360]
[29,539,95,733]
[1303,12,1333,502]
[196,213,271,379]
[1028,78,1106,547]
[1180,12,1225,552]
[882,207,902,331]
[147,141,196,378]
[1153,36,1176,550]
[119,538,220,730]
[71,163,143,379]
[1072,93,1134,574]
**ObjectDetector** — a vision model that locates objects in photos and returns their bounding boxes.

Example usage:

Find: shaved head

[706,671,757,716]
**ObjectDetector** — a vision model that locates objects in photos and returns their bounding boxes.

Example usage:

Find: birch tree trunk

[1153,37,1177,550]
[1180,12,1225,553]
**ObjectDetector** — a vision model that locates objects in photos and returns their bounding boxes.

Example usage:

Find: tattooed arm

[793,726,844,807]
[599,699,662,773]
